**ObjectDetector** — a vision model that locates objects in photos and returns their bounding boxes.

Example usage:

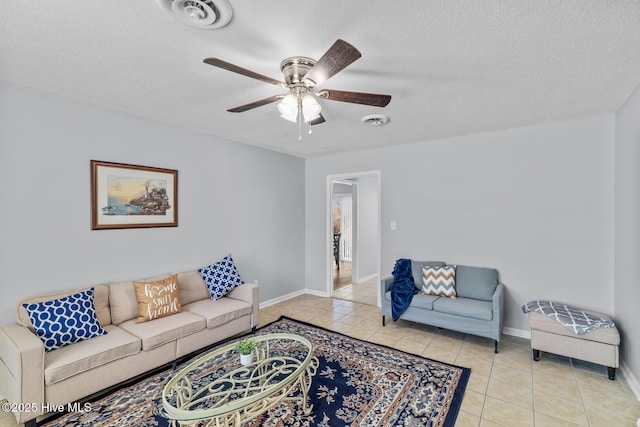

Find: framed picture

[91,160,178,230]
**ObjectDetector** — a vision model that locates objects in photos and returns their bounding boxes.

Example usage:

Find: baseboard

[259,290,307,309]
[503,326,531,340]
[304,288,330,298]
[621,360,640,401]
[353,274,377,284]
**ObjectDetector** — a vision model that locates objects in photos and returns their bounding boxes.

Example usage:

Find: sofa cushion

[119,311,205,351]
[454,265,498,301]
[433,297,493,321]
[410,260,445,290]
[182,298,253,329]
[408,293,440,310]
[198,254,245,300]
[384,291,439,310]
[44,325,141,385]
[133,274,182,323]
[22,288,108,352]
[422,265,457,298]
[109,280,138,325]
[178,270,210,305]
[93,285,111,326]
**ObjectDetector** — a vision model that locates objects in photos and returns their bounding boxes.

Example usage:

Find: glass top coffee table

[162,333,319,426]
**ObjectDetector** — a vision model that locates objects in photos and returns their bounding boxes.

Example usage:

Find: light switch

[390,221,397,231]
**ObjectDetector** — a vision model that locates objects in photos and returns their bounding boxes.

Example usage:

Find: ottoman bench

[528,310,620,380]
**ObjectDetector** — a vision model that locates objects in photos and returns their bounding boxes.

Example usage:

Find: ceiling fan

[203,39,392,141]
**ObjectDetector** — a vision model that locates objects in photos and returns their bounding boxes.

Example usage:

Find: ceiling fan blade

[303,39,362,87]
[204,58,286,88]
[309,114,326,125]
[318,89,391,107]
[227,94,285,113]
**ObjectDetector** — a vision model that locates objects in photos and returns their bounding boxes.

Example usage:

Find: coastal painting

[91,161,178,230]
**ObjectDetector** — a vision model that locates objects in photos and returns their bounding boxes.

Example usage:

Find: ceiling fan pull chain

[298,97,303,142]
[308,121,313,135]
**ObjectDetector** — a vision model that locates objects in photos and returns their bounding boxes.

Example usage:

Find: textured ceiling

[2,0,640,158]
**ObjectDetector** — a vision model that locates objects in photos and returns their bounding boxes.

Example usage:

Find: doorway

[332,182,353,289]
[327,171,381,306]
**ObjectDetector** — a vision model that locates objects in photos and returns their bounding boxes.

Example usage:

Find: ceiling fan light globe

[277,94,298,122]
[303,111,321,123]
[301,94,321,122]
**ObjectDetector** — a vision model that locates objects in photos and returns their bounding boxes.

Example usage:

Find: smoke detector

[361,114,389,126]
[156,0,232,29]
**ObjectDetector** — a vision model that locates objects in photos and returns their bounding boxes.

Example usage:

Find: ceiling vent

[361,114,389,126]
[156,0,232,29]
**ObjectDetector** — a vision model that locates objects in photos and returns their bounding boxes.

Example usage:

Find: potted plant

[235,338,257,366]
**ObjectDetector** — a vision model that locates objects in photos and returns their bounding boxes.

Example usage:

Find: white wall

[614,83,640,384]
[0,81,306,325]
[306,116,615,332]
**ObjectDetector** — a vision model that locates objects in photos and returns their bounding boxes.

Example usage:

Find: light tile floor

[2,294,639,427]
[260,295,640,427]
[332,275,378,306]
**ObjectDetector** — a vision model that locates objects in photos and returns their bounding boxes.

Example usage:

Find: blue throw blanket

[390,258,416,321]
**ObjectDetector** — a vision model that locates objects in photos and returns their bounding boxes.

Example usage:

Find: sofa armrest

[492,283,505,340]
[0,323,45,423]
[226,282,259,328]
[380,276,393,296]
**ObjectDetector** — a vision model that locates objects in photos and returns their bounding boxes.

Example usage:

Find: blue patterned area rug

[41,316,470,427]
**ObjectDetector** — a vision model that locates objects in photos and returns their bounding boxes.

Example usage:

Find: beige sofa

[0,270,259,426]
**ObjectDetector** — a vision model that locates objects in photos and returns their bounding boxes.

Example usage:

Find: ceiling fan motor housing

[280,57,317,87]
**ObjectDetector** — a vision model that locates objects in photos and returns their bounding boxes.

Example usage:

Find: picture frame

[91,160,178,230]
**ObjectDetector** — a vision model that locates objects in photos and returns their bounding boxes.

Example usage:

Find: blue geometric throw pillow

[198,254,245,300]
[22,288,107,352]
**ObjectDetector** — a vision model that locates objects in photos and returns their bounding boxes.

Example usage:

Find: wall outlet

[390,221,397,231]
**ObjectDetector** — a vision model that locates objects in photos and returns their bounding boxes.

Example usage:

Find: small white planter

[240,352,254,366]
